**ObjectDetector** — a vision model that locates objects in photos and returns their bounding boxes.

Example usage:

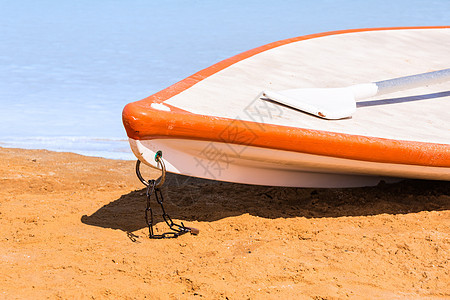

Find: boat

[122,27,450,187]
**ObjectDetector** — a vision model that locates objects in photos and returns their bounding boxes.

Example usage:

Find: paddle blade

[262,88,357,119]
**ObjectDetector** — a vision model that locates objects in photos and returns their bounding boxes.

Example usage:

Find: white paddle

[261,68,450,119]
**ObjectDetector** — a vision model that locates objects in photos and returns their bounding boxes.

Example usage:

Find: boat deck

[164,28,450,144]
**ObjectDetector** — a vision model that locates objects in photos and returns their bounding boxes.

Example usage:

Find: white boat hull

[130,138,449,187]
[123,27,450,187]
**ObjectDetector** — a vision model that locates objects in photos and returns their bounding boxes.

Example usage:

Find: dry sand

[1,146,449,299]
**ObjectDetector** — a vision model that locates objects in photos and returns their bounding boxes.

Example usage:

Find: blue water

[1,0,449,159]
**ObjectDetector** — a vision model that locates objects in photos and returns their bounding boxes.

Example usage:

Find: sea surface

[1,0,449,160]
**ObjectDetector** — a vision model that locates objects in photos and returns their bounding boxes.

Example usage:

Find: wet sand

[1,147,449,299]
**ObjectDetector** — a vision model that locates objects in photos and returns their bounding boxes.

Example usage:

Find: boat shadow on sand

[81,174,450,233]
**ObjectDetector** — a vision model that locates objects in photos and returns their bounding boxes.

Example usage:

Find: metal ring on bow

[135,150,166,188]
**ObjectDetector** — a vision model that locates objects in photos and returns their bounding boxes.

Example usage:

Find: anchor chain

[136,151,199,239]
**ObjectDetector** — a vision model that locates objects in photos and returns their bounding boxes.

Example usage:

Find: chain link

[145,179,198,238]
[137,153,199,239]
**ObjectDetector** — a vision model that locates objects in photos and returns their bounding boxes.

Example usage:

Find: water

[1,0,448,160]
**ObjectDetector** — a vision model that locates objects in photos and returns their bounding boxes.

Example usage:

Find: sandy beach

[1,146,449,299]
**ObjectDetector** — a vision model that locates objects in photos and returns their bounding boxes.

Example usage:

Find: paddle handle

[375,68,450,96]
